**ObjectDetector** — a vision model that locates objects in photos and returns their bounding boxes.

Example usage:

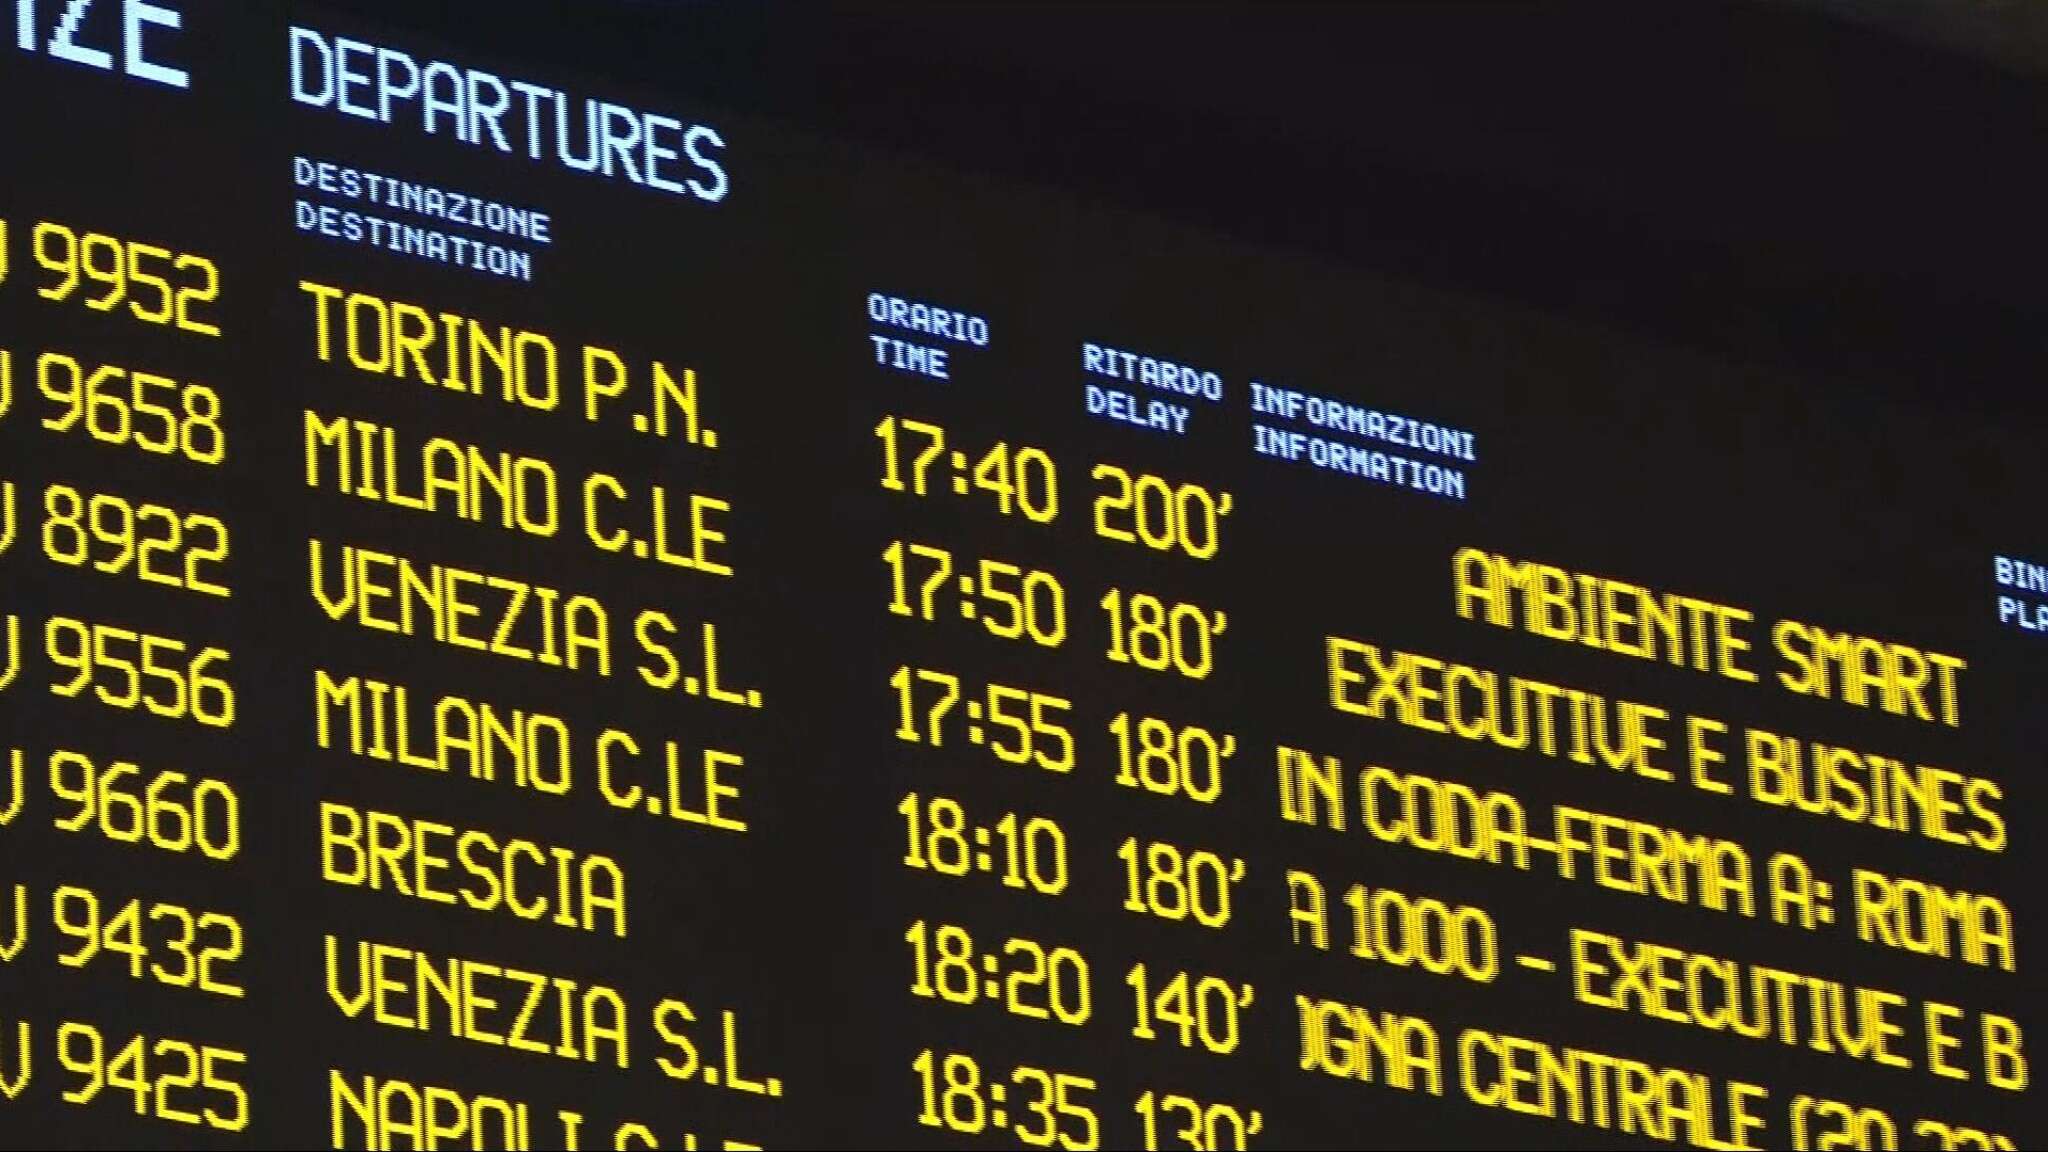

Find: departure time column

[864,292,1118,1148]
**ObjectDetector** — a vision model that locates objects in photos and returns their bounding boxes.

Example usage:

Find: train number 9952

[31,222,218,335]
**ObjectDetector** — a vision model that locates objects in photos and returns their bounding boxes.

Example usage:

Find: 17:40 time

[875,415,1058,522]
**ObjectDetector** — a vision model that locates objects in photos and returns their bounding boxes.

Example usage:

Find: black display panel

[0,4,2039,1149]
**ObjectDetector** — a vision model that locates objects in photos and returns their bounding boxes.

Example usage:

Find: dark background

[1,2,2041,1149]
[318,0,2048,431]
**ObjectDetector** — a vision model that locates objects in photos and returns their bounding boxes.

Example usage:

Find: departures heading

[0,4,2040,1150]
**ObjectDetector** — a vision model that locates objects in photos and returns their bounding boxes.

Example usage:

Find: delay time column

[1076,341,1268,1151]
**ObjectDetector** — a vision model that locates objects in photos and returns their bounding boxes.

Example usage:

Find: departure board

[0,4,2041,1150]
